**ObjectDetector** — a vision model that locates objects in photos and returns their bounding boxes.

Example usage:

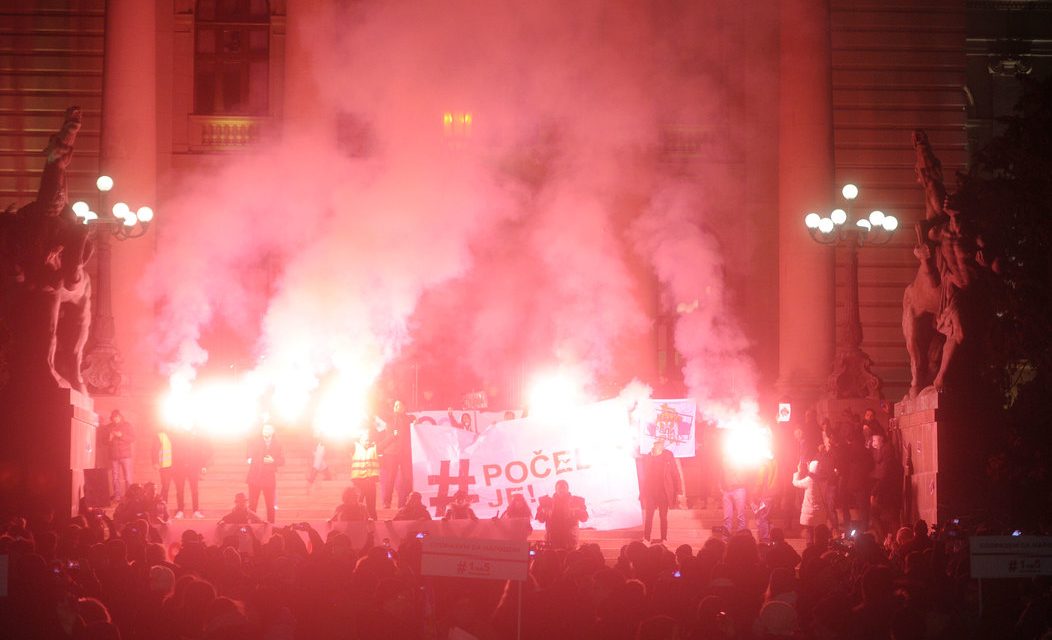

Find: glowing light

[96,175,113,192]
[817,218,834,234]
[443,113,453,125]
[123,212,137,226]
[856,219,872,230]
[720,419,773,470]
[313,373,370,442]
[882,215,898,231]
[83,210,98,222]
[830,208,847,225]
[112,202,130,219]
[136,206,154,222]
[527,369,590,420]
[868,210,885,227]
[841,183,858,200]
[72,201,89,216]
[159,375,262,438]
[804,212,821,229]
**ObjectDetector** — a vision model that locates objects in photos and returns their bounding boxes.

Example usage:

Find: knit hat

[755,601,798,637]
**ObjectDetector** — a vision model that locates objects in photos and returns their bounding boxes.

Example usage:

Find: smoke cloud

[144,0,758,430]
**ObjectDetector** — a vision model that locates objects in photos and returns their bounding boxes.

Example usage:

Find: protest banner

[635,399,696,458]
[412,410,521,434]
[411,399,642,530]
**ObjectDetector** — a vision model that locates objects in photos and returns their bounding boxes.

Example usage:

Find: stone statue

[0,106,93,393]
[901,130,991,399]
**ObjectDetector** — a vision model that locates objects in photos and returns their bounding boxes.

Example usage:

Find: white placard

[970,536,1052,578]
[421,536,528,581]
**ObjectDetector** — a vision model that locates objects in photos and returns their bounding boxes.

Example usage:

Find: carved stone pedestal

[0,386,97,518]
[894,390,985,528]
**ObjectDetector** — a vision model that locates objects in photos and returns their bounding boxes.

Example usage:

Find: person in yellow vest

[349,432,380,520]
[151,427,174,507]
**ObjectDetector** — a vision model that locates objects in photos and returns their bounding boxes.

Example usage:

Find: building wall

[0,0,104,207]
[5,0,1020,414]
[830,0,969,402]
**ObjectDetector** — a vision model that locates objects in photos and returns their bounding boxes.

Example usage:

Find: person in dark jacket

[171,427,212,519]
[536,480,588,550]
[640,439,681,543]
[104,410,135,503]
[501,493,533,520]
[217,492,264,526]
[377,400,414,509]
[246,423,284,523]
[394,491,432,521]
[443,490,479,521]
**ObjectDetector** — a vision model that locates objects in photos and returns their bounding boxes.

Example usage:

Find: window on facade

[195,0,270,115]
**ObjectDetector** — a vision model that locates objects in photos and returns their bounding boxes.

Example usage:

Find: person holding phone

[247,423,285,523]
[217,492,264,526]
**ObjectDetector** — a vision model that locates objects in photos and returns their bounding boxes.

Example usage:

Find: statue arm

[912,130,946,221]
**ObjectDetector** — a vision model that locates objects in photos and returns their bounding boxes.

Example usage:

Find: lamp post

[803,183,898,399]
[71,176,155,395]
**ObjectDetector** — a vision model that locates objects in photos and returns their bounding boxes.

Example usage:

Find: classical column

[776,0,836,409]
[90,0,157,398]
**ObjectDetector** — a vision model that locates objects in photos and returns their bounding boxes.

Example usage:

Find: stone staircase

[0,0,104,206]
[131,433,806,561]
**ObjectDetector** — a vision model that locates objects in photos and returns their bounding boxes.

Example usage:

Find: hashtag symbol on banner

[427,459,478,515]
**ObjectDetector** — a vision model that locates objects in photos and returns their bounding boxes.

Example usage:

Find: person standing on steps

[247,423,284,524]
[640,439,681,544]
[172,426,211,519]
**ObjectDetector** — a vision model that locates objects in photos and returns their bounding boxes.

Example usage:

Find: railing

[188,115,271,151]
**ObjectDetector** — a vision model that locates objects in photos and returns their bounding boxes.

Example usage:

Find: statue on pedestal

[0,106,93,393]
[902,130,997,400]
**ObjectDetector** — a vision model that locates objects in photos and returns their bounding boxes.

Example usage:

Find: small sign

[777,403,791,423]
[970,536,1052,578]
[421,536,528,582]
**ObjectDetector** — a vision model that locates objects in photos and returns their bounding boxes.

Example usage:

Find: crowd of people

[705,407,906,550]
[2,503,1049,639]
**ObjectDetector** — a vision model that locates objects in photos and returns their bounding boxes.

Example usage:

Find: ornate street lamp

[804,183,898,399]
[71,175,155,395]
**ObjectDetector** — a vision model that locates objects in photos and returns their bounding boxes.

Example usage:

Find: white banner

[412,410,521,434]
[411,400,642,530]
[635,399,697,458]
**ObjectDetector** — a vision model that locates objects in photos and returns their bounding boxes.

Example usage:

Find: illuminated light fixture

[112,201,130,219]
[856,219,872,230]
[122,212,137,226]
[830,208,847,225]
[136,206,154,222]
[804,212,821,229]
[817,218,834,234]
[841,183,858,200]
[882,215,898,231]
[443,111,474,137]
[96,175,114,192]
[868,210,885,227]
[72,200,89,217]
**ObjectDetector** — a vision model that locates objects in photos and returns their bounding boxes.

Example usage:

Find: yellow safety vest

[159,432,173,468]
[350,443,379,479]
